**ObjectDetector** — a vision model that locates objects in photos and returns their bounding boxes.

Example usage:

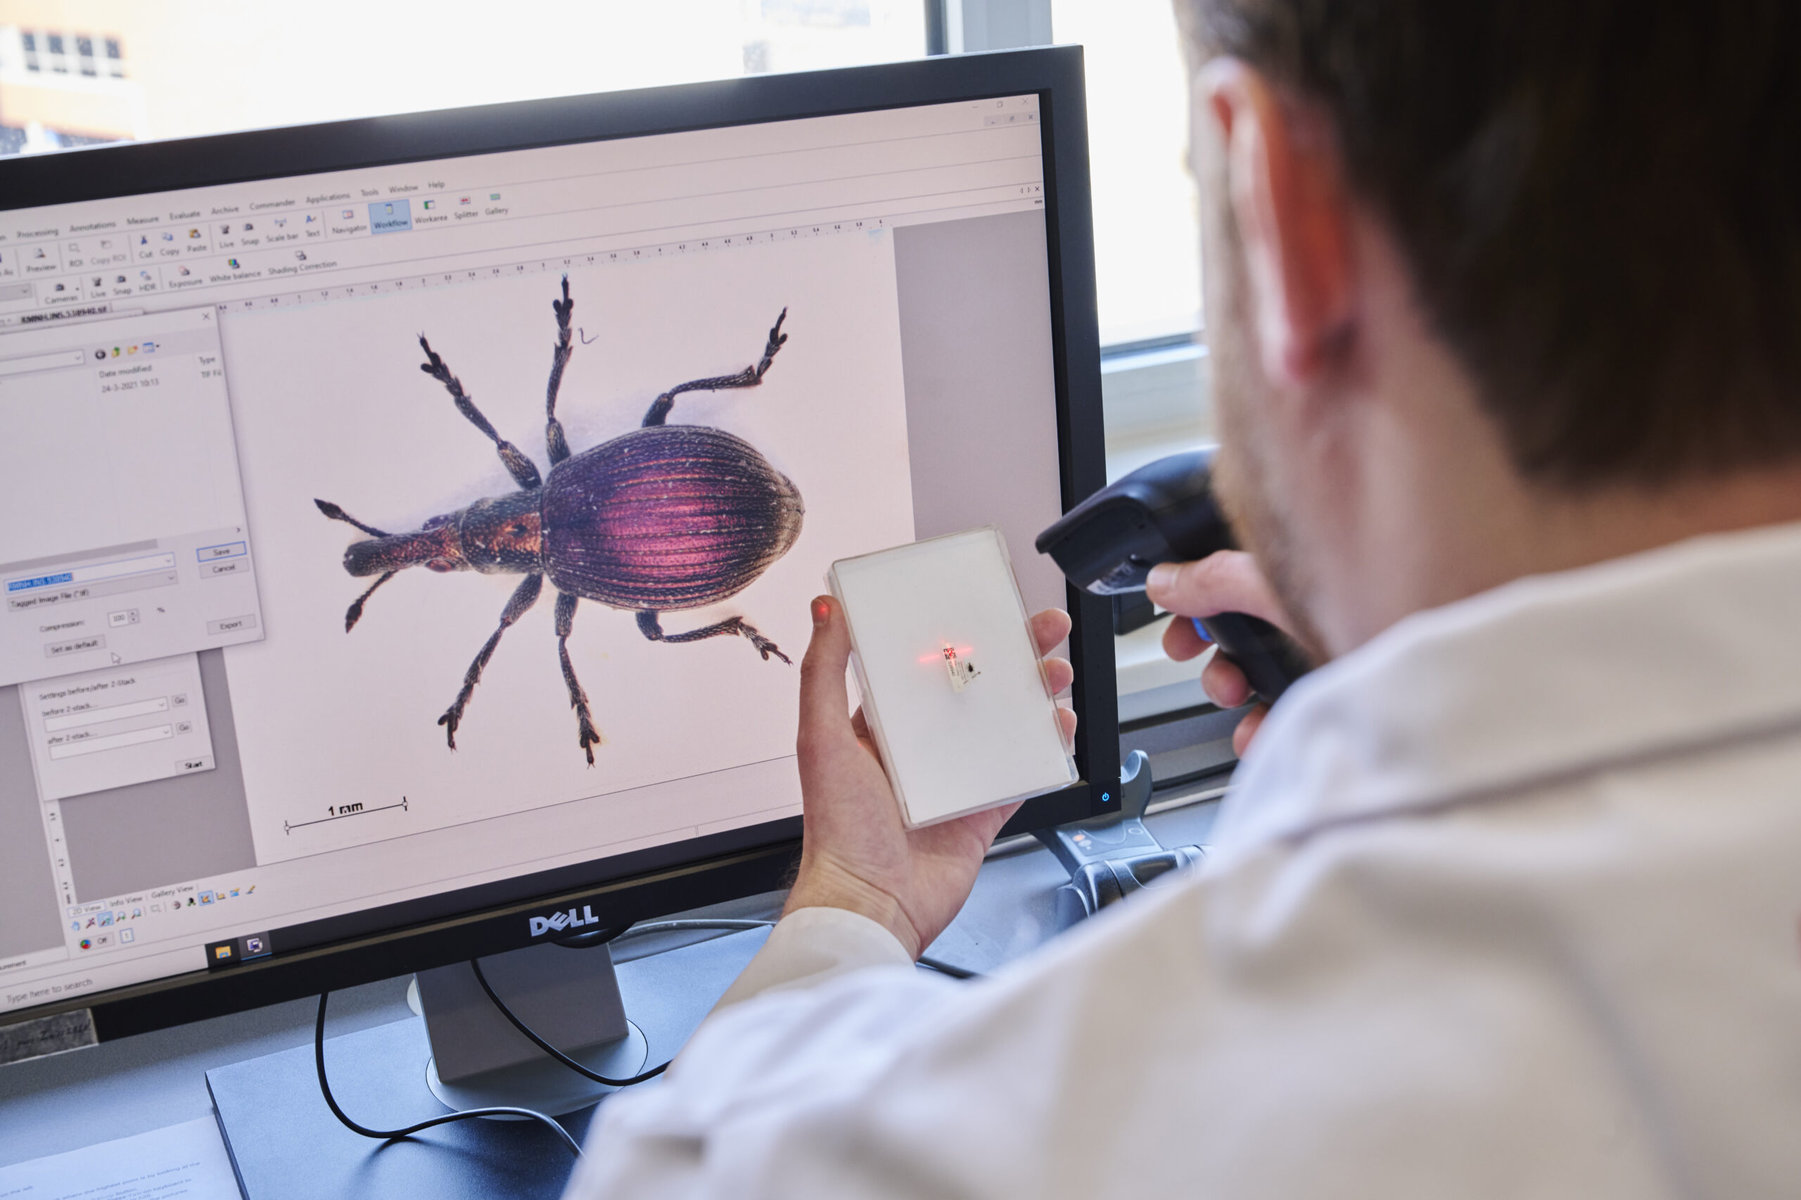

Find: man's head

[1174,1,1801,657]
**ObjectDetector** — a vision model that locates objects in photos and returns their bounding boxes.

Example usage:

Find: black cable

[469,956,671,1087]
[313,990,583,1159]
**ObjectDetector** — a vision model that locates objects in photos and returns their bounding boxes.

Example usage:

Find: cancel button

[208,614,259,636]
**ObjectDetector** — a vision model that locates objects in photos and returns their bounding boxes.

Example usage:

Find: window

[0,3,926,157]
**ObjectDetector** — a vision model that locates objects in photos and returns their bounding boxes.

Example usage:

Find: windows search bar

[0,348,86,379]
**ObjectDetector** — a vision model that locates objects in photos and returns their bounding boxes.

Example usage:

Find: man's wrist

[783,855,920,959]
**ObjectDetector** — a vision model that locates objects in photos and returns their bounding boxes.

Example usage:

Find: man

[568,1,1801,1194]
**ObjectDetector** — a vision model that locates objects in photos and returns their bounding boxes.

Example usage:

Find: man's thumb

[798,595,853,742]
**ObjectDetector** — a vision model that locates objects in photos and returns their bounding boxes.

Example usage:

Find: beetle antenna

[344,571,397,632]
[315,498,391,539]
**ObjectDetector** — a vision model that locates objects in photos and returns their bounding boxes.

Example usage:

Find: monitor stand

[409,940,649,1117]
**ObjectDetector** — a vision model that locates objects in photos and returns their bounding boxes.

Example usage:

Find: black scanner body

[1035,447,1309,703]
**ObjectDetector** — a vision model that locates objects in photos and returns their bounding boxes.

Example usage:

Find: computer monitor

[0,46,1115,1048]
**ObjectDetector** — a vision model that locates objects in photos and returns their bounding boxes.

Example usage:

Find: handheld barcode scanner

[1035,447,1310,703]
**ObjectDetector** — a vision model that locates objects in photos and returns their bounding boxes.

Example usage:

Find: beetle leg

[640,308,788,427]
[546,276,575,466]
[635,610,791,665]
[418,335,544,490]
[555,591,602,765]
[438,574,544,750]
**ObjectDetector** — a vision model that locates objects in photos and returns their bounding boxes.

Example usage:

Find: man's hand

[1146,551,1293,756]
[786,596,1077,960]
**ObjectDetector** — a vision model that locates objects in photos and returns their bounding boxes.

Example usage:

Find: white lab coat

[565,521,1801,1198]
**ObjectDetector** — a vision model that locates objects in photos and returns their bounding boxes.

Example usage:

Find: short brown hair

[1177,1,1801,488]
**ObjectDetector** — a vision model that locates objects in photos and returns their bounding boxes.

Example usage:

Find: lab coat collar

[1211,519,1801,854]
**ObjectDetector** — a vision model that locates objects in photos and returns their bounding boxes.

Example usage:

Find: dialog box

[19,652,216,802]
[0,307,264,686]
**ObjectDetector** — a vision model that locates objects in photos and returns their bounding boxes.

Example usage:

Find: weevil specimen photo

[314,276,804,763]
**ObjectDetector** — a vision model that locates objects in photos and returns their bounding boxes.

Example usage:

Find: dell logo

[528,904,600,938]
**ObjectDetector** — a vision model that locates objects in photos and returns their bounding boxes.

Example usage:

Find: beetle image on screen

[314,276,804,764]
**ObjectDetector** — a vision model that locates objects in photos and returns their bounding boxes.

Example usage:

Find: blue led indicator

[1101,792,1112,804]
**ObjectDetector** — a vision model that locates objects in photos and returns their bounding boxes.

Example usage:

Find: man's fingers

[1146,551,1291,630]
[1056,704,1077,748]
[1201,646,1256,709]
[1028,608,1072,655]
[1041,655,1073,695]
[1162,615,1212,662]
[798,596,855,753]
[1232,703,1269,757]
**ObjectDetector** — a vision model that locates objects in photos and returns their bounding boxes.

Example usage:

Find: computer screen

[0,48,1113,1038]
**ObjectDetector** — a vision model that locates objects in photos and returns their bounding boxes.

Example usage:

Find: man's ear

[1198,59,1356,386]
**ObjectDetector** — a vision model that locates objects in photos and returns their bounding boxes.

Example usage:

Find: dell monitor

[0,46,1114,1076]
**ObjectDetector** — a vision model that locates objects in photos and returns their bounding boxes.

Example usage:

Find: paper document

[0,1117,239,1200]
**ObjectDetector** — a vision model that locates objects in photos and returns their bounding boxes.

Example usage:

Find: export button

[207,614,258,636]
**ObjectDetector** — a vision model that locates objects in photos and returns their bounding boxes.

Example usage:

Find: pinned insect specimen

[315,277,804,763]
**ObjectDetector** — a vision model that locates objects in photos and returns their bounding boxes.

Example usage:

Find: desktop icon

[244,936,265,955]
[489,192,500,201]
[111,347,120,357]
[99,238,113,249]
[274,217,287,227]
[227,258,240,269]
[214,945,232,960]
[132,907,143,918]
[71,921,80,932]
[295,251,307,261]
[139,235,148,245]
[80,938,92,951]
[84,916,96,928]
[32,247,46,258]
[92,276,102,287]
[161,232,174,242]
[221,224,231,234]
[127,345,137,354]
[422,199,435,210]
[139,269,151,280]
[459,196,471,206]
[305,214,317,223]
[53,282,66,293]
[179,266,191,276]
[98,912,114,927]
[199,891,214,905]
[381,203,395,216]
[115,274,126,284]
[340,208,354,220]
[230,888,240,898]
[186,897,196,907]
[243,221,255,231]
[142,340,157,352]
[187,228,201,239]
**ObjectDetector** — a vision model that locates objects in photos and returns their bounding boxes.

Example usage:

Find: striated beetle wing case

[541,424,804,612]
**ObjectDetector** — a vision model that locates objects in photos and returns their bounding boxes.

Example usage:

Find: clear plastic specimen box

[827,526,1077,829]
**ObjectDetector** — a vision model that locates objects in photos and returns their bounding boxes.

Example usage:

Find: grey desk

[0,792,1221,1187]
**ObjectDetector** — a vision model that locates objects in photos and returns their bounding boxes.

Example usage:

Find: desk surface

[0,795,1220,1175]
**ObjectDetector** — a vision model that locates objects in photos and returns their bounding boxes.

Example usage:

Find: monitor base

[423,1019,648,1117]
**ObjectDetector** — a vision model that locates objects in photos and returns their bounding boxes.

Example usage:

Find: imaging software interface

[0,94,1069,1015]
